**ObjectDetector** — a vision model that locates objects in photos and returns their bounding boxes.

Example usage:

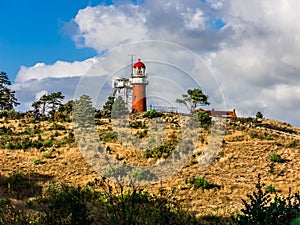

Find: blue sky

[1,0,300,127]
[0,0,104,81]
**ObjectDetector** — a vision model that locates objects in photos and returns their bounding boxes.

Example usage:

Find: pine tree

[111,96,128,118]
[31,91,65,119]
[0,72,20,110]
[176,88,209,113]
[73,95,95,127]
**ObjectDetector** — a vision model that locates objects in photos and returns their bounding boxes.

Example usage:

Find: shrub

[32,158,41,165]
[5,142,13,149]
[135,129,148,138]
[256,111,263,119]
[87,177,200,225]
[42,151,53,158]
[185,176,218,190]
[265,135,274,140]
[0,126,14,135]
[99,131,118,142]
[233,174,300,225]
[32,139,43,149]
[143,109,161,118]
[39,183,92,225]
[145,141,176,159]
[291,217,300,225]
[198,112,211,126]
[265,184,277,193]
[43,139,54,148]
[248,131,258,138]
[270,151,283,163]
[129,120,143,129]
[129,168,156,181]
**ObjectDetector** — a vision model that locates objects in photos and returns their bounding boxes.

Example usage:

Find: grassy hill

[1,113,300,224]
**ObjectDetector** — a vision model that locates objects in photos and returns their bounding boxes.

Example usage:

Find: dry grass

[0,116,300,219]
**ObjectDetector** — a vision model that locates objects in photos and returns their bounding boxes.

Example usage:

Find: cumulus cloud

[16,57,101,83]
[13,0,300,127]
[204,0,300,125]
[72,4,148,52]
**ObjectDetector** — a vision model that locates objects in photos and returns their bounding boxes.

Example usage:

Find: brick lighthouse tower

[130,58,148,112]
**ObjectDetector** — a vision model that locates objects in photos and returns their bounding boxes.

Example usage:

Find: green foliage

[185,176,217,190]
[145,141,176,159]
[101,96,115,118]
[103,164,157,183]
[176,88,209,113]
[42,151,53,158]
[129,168,155,181]
[265,184,277,193]
[73,95,95,128]
[248,130,258,138]
[99,131,118,142]
[0,172,42,199]
[233,174,300,225]
[129,120,144,128]
[39,183,92,225]
[256,111,263,119]
[143,109,161,118]
[43,139,54,148]
[198,111,211,127]
[135,129,148,138]
[0,126,14,135]
[32,158,41,165]
[270,151,283,163]
[32,91,65,119]
[265,135,274,140]
[0,72,20,110]
[86,177,199,225]
[111,96,128,118]
[291,217,300,225]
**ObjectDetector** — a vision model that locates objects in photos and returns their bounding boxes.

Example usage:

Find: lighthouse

[130,58,148,112]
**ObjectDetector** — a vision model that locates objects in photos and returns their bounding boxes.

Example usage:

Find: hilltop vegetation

[0,108,300,224]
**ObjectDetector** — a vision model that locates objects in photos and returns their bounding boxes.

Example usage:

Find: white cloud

[182,8,206,30]
[13,0,300,127]
[35,90,48,101]
[15,57,102,83]
[73,5,148,52]
[204,0,300,125]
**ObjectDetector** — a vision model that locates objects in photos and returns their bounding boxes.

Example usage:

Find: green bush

[198,112,211,127]
[233,174,300,225]
[32,158,41,165]
[265,135,274,140]
[38,183,92,225]
[265,184,277,193]
[145,141,176,159]
[185,176,217,190]
[135,129,148,138]
[0,126,14,135]
[42,151,53,158]
[270,151,283,163]
[256,111,263,119]
[99,131,118,142]
[4,142,13,149]
[43,139,54,148]
[143,109,162,118]
[291,217,300,225]
[0,176,206,225]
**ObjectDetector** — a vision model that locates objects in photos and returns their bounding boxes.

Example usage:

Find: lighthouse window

[134,96,136,101]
